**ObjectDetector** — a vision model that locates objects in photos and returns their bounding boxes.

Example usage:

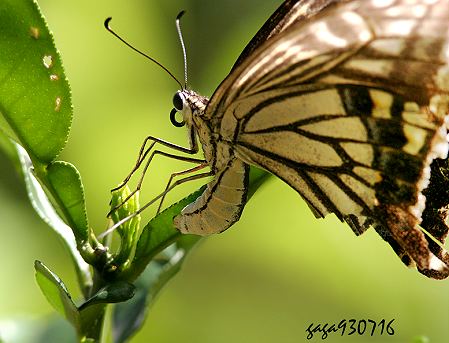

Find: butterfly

[111,0,449,279]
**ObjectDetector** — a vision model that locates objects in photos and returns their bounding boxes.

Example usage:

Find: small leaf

[16,143,92,294]
[110,186,141,230]
[78,283,135,342]
[110,186,141,266]
[34,260,80,329]
[78,282,136,310]
[129,187,206,280]
[46,161,89,243]
[0,0,72,163]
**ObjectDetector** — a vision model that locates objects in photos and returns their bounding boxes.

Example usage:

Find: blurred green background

[1,0,449,342]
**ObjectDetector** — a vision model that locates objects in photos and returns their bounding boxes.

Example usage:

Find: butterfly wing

[206,0,449,277]
[231,0,343,70]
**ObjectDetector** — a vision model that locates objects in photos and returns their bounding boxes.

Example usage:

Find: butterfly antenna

[176,11,188,89]
[104,17,183,89]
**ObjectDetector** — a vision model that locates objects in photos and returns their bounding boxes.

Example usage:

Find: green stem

[79,304,107,342]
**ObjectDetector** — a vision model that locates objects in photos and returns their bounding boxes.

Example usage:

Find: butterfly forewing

[201,0,449,276]
[231,0,344,70]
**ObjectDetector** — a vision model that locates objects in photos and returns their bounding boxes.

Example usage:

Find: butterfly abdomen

[174,158,249,235]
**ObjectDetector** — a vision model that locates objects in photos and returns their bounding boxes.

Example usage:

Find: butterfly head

[170,89,208,130]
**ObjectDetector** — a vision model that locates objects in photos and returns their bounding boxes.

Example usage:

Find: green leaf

[0,0,72,163]
[110,186,141,266]
[34,260,80,330]
[46,161,89,243]
[128,187,206,280]
[17,143,92,295]
[79,282,136,310]
[0,1,93,292]
[76,282,135,342]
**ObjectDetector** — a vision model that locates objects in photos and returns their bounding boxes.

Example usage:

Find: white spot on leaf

[43,55,53,69]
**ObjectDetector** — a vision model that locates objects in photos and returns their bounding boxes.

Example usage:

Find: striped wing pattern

[231,0,342,70]
[206,0,449,277]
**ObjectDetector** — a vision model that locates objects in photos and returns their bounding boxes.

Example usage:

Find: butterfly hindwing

[205,0,449,275]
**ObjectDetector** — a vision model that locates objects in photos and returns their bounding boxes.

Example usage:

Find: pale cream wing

[205,0,449,277]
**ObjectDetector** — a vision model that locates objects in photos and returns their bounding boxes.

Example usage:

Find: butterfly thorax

[179,89,225,171]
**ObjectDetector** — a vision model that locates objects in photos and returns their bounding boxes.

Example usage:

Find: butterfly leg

[109,150,205,216]
[102,170,213,238]
[111,140,156,192]
[112,134,200,192]
[156,162,209,214]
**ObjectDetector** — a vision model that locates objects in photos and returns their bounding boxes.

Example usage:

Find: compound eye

[170,108,185,127]
[172,92,184,111]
